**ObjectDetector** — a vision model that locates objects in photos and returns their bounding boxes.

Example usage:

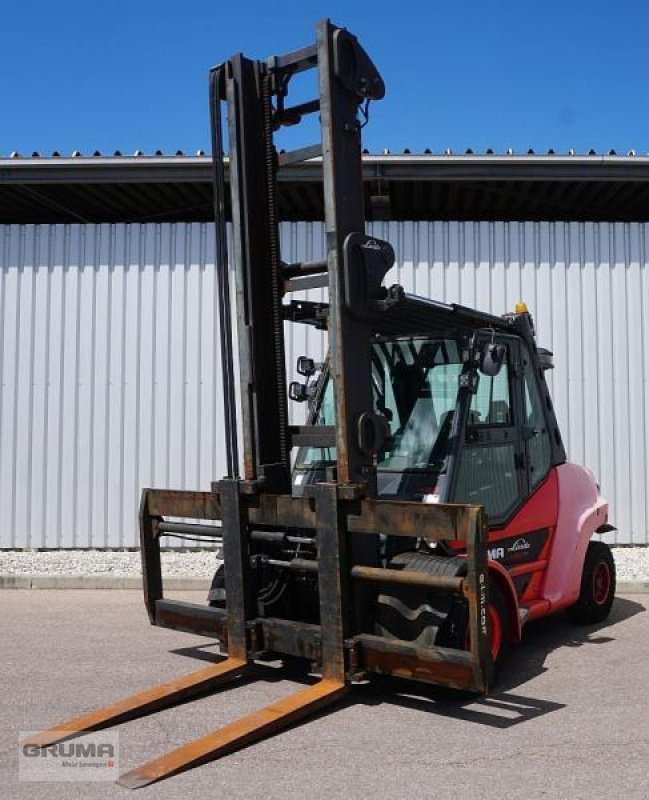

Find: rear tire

[566,540,616,624]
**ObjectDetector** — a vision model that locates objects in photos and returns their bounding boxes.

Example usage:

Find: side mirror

[479,343,506,377]
[538,348,554,370]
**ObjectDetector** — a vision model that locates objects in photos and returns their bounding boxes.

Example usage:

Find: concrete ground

[1,590,647,800]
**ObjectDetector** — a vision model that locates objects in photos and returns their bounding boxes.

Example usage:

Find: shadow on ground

[168,595,645,731]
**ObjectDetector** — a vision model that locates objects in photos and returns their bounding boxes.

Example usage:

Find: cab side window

[453,346,519,519]
[468,361,511,425]
[522,349,552,490]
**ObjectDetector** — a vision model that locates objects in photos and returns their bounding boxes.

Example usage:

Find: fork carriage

[140,486,492,692]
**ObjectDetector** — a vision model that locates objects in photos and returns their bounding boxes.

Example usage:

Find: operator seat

[487,399,511,425]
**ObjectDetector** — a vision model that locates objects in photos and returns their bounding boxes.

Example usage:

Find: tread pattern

[376,551,466,647]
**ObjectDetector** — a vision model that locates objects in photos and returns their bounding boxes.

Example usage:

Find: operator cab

[292,326,555,529]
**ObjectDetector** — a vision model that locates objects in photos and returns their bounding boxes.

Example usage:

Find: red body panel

[544,463,608,612]
[489,469,559,541]
[448,464,608,633]
[489,469,558,608]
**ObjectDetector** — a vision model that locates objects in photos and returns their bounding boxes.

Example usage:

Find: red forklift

[26,18,616,788]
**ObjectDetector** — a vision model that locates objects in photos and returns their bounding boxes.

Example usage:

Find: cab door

[450,335,527,525]
[479,341,559,601]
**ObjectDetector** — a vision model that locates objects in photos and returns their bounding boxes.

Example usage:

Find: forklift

[25,19,616,788]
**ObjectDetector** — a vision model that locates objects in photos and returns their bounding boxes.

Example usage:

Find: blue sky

[2,0,649,156]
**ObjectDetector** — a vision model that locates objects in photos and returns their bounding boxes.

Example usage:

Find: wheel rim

[592,560,611,605]
[465,604,503,662]
[488,605,503,662]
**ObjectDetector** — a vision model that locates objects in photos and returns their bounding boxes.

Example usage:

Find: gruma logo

[19,732,119,782]
[23,743,115,758]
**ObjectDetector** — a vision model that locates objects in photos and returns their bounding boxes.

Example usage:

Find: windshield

[296,337,464,473]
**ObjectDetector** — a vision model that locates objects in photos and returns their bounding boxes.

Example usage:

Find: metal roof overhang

[3,154,649,223]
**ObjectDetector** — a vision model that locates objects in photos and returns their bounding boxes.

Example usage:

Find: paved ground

[1,590,647,800]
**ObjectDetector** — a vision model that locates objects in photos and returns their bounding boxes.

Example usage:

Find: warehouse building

[0,151,648,547]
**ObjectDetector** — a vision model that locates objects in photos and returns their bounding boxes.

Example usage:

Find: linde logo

[488,538,532,561]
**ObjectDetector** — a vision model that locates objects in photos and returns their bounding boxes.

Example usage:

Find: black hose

[209,65,239,478]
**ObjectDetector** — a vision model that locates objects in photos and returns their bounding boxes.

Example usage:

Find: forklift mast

[186,18,491,691]
[210,19,394,494]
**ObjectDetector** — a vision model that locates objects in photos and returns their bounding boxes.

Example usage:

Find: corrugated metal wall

[0,222,647,547]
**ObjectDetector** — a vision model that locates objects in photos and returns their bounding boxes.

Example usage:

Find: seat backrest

[398,397,436,464]
[487,399,510,425]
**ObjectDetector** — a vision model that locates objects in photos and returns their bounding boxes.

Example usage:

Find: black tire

[207,562,298,618]
[566,540,616,625]
[375,551,467,648]
[207,564,226,608]
[436,581,510,681]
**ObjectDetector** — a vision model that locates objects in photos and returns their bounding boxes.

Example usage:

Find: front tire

[566,540,616,624]
[207,564,226,608]
[375,551,466,648]
[436,582,509,681]
[207,561,315,621]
